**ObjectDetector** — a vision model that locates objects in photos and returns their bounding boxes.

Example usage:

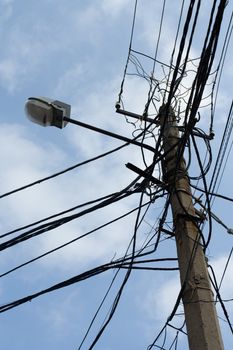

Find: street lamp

[25,96,155,153]
[25,97,71,129]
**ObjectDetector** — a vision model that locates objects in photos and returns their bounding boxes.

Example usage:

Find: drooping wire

[208,264,233,334]
[0,200,154,279]
[209,100,233,202]
[144,0,167,116]
[86,191,145,349]
[190,183,233,203]
[117,0,138,106]
[211,10,233,131]
[0,178,141,252]
[218,246,233,292]
[0,143,128,200]
[0,191,123,239]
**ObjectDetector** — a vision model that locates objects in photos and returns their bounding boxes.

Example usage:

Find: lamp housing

[25,97,71,129]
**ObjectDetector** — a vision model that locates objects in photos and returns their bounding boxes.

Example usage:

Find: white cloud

[0,124,68,230]
[144,274,180,322]
[54,64,86,100]
[0,29,56,92]
[0,59,20,92]
[39,289,81,334]
[0,1,131,93]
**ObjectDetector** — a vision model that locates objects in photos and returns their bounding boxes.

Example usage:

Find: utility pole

[159,105,224,350]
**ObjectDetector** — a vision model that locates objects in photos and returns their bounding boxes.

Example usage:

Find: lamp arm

[63,116,155,153]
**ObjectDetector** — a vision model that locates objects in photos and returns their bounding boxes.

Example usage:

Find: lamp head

[25,97,71,129]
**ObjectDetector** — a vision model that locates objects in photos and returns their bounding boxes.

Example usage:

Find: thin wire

[117,0,138,104]
[151,0,166,83]
[0,143,127,200]
[0,183,139,252]
[0,202,153,279]
[212,11,233,128]
[208,265,233,333]
[87,191,145,349]
[209,100,233,202]
[218,246,233,291]
[190,184,233,203]
[0,191,122,239]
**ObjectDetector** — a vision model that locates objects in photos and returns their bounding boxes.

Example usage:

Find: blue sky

[0,1,233,349]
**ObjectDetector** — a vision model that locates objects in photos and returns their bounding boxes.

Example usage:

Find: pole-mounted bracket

[125,162,166,188]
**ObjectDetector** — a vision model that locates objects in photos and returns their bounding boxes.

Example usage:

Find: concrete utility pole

[159,105,224,350]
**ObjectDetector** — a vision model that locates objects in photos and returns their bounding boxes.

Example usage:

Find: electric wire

[0,256,178,315]
[209,100,233,199]
[0,200,155,279]
[79,191,171,349]
[208,264,233,333]
[214,127,233,196]
[77,266,120,350]
[2,1,233,349]
[190,184,233,203]
[86,191,145,349]
[211,11,233,129]
[0,191,123,239]
[191,134,212,248]
[218,246,233,291]
[0,181,140,252]
[144,0,166,116]
[0,143,128,200]
[117,0,138,106]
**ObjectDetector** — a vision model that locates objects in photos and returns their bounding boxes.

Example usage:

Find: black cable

[147,324,167,350]
[84,189,169,349]
[0,263,112,313]
[1,192,173,281]
[215,129,233,197]
[191,134,212,249]
[179,0,227,131]
[0,143,128,200]
[130,49,177,71]
[78,255,178,350]
[144,0,166,115]
[77,200,175,349]
[87,191,145,349]
[148,209,206,349]
[77,266,120,350]
[117,0,138,105]
[208,264,233,334]
[0,200,156,279]
[0,191,122,239]
[189,128,212,180]
[209,100,233,198]
[190,184,233,203]
[165,0,197,109]
[164,0,186,95]
[118,266,178,271]
[0,256,178,315]
[212,11,233,130]
[0,181,140,252]
[218,246,233,291]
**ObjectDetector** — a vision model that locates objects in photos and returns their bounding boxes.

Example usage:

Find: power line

[0,200,157,279]
[0,191,123,239]
[0,143,128,200]
[0,183,139,252]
